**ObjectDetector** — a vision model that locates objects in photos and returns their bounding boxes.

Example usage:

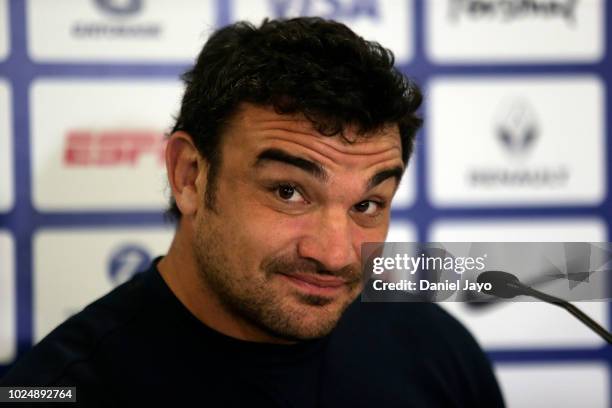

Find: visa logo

[63,130,166,166]
[270,0,380,20]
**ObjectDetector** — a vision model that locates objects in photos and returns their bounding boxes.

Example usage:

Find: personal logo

[71,0,161,38]
[496,98,538,156]
[108,245,151,285]
[63,129,166,167]
[467,96,569,188]
[94,0,143,16]
[447,0,578,24]
[269,0,381,20]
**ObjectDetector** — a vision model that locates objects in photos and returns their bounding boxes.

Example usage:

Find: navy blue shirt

[1,259,504,407]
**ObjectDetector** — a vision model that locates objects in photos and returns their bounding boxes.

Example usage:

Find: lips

[282,272,346,288]
[279,272,348,297]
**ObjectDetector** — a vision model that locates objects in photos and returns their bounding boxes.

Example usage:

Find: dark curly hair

[168,17,422,220]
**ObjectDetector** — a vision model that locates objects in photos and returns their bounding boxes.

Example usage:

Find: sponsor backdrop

[0,0,610,406]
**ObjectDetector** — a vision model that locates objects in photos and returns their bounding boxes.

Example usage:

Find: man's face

[192,103,404,341]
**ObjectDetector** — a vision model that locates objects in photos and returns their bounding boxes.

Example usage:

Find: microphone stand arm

[511,282,612,344]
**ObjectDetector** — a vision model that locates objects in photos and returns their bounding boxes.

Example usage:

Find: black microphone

[477,270,612,344]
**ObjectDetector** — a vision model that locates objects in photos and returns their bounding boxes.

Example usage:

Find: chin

[278,320,339,341]
[273,295,353,340]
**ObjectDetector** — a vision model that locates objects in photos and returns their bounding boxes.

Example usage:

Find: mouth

[279,272,348,298]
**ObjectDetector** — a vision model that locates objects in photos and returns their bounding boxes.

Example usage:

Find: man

[1,18,504,407]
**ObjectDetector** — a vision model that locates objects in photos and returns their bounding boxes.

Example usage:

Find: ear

[165,131,207,217]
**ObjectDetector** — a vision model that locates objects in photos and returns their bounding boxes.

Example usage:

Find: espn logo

[63,130,166,166]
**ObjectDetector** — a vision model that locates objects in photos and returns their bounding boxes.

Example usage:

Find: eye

[354,200,383,216]
[275,183,306,203]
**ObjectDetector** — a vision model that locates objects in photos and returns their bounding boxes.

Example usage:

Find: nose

[297,207,358,273]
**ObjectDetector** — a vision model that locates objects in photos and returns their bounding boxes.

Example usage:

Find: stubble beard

[192,214,362,342]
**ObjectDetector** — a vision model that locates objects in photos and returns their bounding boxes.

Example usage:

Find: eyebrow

[254,148,328,182]
[254,147,403,190]
[366,167,404,191]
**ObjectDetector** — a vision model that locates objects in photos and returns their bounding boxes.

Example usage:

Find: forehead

[221,103,403,170]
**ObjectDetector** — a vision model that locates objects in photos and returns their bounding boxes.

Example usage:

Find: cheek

[220,196,304,263]
[350,225,388,259]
